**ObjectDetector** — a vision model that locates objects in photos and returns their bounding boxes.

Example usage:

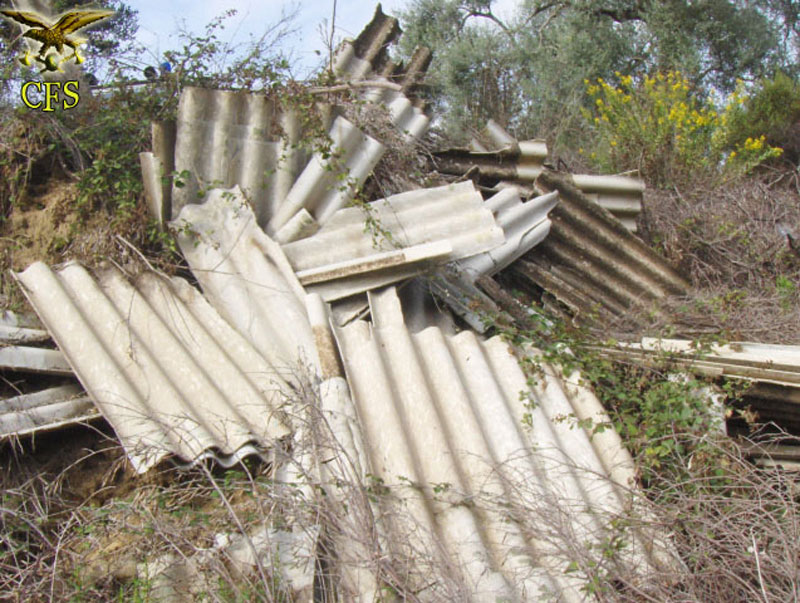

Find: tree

[397,0,793,146]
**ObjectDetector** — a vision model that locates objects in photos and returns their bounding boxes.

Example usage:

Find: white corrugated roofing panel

[170,87,307,226]
[603,338,800,385]
[456,187,558,279]
[334,42,430,141]
[281,181,505,300]
[14,261,294,473]
[267,115,385,237]
[331,287,658,600]
[572,173,645,232]
[0,311,49,344]
[173,186,317,378]
[0,345,73,375]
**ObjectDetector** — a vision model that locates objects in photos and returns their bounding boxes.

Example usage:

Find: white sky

[129,0,519,77]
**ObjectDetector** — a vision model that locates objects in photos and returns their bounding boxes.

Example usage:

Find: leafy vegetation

[398,0,800,151]
[581,70,784,185]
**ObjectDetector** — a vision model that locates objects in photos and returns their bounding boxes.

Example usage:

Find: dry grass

[619,434,800,602]
[638,172,800,343]
[3,380,799,602]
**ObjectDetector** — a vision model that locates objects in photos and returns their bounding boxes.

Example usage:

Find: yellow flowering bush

[583,71,783,186]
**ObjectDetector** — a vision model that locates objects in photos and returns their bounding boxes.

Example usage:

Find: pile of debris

[3,5,800,600]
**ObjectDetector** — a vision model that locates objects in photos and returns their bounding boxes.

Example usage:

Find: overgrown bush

[723,71,800,164]
[582,70,783,186]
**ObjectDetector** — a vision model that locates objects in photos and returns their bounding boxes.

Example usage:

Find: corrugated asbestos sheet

[1,385,97,438]
[0,311,99,438]
[141,90,308,227]
[0,311,49,344]
[455,187,558,280]
[426,187,559,332]
[267,6,431,240]
[572,173,644,232]
[142,9,433,242]
[172,187,317,376]
[331,5,431,139]
[14,261,295,473]
[509,170,689,324]
[266,114,386,238]
[0,345,72,374]
[740,442,800,471]
[434,119,644,229]
[170,88,307,226]
[434,137,548,183]
[330,286,663,600]
[600,338,800,433]
[281,181,505,301]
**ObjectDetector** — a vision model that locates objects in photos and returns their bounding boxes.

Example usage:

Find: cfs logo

[21,80,80,112]
[0,8,114,111]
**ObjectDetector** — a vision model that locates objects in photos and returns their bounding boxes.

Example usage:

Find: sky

[131,0,409,78]
[129,0,518,78]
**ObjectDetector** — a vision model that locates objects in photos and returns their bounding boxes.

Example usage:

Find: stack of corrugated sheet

[14,262,297,473]
[326,286,666,600]
[0,311,97,438]
[507,170,689,326]
[10,6,688,598]
[434,119,645,231]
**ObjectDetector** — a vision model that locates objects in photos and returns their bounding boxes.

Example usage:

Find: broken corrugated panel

[423,187,558,332]
[456,187,558,279]
[140,524,319,601]
[740,442,800,471]
[173,186,316,376]
[15,261,294,473]
[139,152,167,224]
[266,115,385,238]
[439,120,643,229]
[333,4,431,105]
[333,38,430,141]
[334,4,400,80]
[269,10,432,240]
[281,181,505,301]
[0,345,73,375]
[434,138,549,182]
[140,121,177,225]
[0,323,49,345]
[572,173,644,232]
[332,286,660,600]
[607,338,800,385]
[510,170,689,324]
[440,119,548,182]
[0,384,98,438]
[170,87,307,226]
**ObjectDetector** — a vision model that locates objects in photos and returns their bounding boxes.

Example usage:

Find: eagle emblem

[0,9,114,72]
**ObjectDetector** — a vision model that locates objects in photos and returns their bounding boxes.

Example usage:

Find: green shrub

[723,71,800,163]
[582,70,783,186]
